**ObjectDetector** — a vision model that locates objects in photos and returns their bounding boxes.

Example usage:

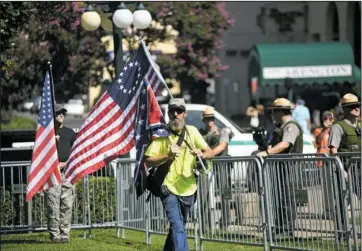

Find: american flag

[134,78,170,197]
[26,72,61,202]
[65,41,167,184]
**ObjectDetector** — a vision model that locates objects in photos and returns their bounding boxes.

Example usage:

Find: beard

[169,118,185,132]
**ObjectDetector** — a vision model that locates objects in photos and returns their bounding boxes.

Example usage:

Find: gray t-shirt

[219,127,231,144]
[281,119,300,145]
[328,119,357,149]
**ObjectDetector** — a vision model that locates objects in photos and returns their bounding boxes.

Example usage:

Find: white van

[160,104,316,186]
[160,104,316,156]
[116,104,316,183]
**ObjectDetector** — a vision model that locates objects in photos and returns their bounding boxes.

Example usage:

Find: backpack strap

[146,127,187,203]
[175,126,186,147]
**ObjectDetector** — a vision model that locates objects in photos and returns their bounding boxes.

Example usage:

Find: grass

[0,229,265,251]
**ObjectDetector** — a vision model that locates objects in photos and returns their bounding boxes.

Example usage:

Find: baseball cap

[168,98,186,111]
[54,104,67,114]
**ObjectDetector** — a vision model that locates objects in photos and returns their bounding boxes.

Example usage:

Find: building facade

[216,2,361,117]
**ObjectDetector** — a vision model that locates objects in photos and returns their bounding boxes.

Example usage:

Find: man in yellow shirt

[145,98,214,251]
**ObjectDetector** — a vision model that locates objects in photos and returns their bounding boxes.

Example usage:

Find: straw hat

[340,93,360,107]
[268,98,293,110]
[202,106,215,118]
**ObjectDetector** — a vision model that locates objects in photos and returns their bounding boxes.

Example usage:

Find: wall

[216,2,307,117]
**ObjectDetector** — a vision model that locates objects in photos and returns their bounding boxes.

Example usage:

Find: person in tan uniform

[256,98,303,238]
[328,93,361,241]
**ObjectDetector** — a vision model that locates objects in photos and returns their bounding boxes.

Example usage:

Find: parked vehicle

[30,96,42,114]
[18,100,34,112]
[64,99,85,118]
[160,104,317,187]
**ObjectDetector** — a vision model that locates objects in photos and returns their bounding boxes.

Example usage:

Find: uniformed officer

[329,93,361,154]
[201,106,232,229]
[45,104,76,243]
[256,98,303,237]
[328,93,361,241]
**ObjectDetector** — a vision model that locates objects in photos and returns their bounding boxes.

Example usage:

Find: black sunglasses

[202,117,214,122]
[350,105,360,110]
[55,112,65,116]
[168,108,185,115]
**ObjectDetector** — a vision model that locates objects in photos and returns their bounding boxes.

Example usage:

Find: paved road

[15,111,87,131]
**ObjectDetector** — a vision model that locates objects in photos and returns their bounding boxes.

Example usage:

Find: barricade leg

[196,184,204,251]
[347,158,361,251]
[146,200,151,245]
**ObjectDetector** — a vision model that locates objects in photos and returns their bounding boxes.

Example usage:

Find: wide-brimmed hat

[202,106,215,119]
[54,104,67,114]
[340,93,361,107]
[168,98,186,111]
[268,98,293,110]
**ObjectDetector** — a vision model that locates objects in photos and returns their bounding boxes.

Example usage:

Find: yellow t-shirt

[145,125,209,196]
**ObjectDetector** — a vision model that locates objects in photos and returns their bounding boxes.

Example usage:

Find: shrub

[0,188,14,226]
[1,115,37,130]
[75,176,116,224]
[1,176,116,228]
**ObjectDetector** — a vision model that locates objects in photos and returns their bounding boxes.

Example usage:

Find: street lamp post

[81,1,152,76]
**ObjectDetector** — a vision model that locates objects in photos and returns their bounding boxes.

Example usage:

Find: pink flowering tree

[1,2,107,111]
[144,2,234,103]
[1,2,233,112]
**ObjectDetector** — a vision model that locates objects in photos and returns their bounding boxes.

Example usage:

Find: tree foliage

[1,2,233,110]
[1,2,108,110]
[143,2,234,102]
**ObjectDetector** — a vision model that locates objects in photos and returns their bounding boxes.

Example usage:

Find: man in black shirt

[45,104,76,243]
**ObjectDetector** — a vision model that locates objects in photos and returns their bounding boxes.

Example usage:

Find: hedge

[0,176,116,227]
[1,115,37,130]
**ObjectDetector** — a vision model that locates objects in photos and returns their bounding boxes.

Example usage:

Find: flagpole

[48,61,57,117]
[140,40,174,99]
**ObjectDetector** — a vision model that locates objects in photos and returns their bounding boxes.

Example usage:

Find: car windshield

[68,99,82,105]
[185,110,245,133]
[161,106,245,133]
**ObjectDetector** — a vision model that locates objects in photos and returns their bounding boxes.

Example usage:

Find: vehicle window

[185,111,226,131]
[69,99,82,105]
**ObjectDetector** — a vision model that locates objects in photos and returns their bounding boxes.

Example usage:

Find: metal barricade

[115,159,148,241]
[1,161,31,233]
[115,158,199,249]
[335,152,361,169]
[263,156,351,251]
[2,156,360,251]
[197,156,267,251]
[0,161,87,235]
[347,157,361,251]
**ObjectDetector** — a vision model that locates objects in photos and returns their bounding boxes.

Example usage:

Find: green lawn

[1,229,264,251]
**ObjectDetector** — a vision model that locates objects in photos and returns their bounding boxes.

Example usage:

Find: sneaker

[50,238,61,244]
[60,238,70,244]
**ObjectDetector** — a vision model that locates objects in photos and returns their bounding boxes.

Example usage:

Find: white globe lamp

[133,3,152,30]
[81,5,101,31]
[112,3,133,28]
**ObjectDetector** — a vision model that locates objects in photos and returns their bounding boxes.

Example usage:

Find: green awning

[249,42,359,86]
[354,65,361,81]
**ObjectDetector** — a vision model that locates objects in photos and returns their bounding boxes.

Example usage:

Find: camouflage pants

[44,175,74,240]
